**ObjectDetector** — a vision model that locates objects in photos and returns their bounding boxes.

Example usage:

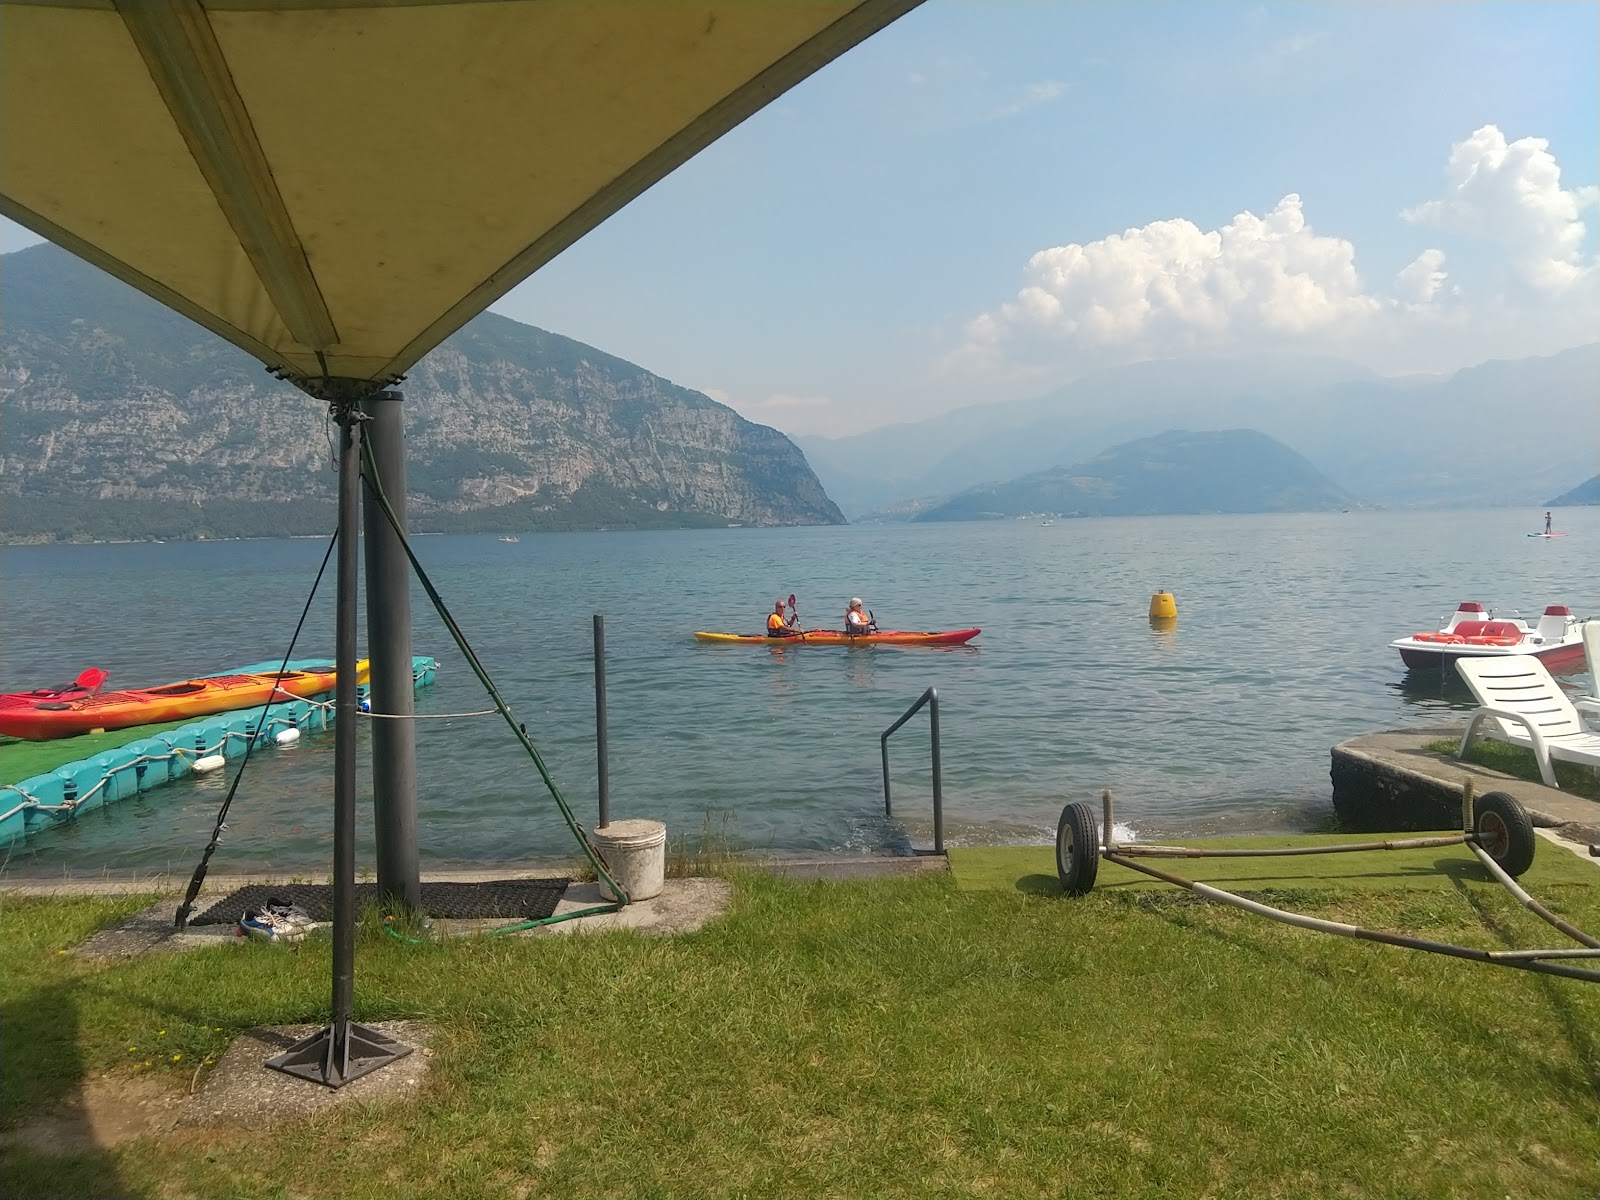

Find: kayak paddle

[788,593,805,641]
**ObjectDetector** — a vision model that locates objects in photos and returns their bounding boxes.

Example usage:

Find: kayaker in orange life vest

[844,597,876,636]
[767,599,801,638]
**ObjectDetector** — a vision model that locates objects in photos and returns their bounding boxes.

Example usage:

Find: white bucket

[592,819,667,902]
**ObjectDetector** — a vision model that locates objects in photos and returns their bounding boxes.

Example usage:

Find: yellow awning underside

[0,0,919,388]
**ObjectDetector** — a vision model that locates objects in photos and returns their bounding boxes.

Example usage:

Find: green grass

[1423,736,1600,799]
[3,869,1599,1199]
[949,833,1600,893]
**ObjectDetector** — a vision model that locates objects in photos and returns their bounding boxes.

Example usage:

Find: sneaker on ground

[237,899,315,943]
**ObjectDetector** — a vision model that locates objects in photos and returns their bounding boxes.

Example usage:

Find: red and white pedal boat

[1391,601,1586,672]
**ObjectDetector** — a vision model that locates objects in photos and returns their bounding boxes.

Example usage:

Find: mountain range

[797,347,1600,518]
[4,243,1596,541]
[914,430,1358,522]
[0,244,842,542]
[1548,476,1599,506]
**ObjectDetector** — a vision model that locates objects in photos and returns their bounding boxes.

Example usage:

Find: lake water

[2,507,1595,878]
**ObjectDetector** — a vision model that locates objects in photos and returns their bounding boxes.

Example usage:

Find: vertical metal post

[881,739,893,817]
[265,394,409,1089]
[929,689,943,854]
[593,614,610,829]
[361,390,420,912]
[1102,788,1115,852]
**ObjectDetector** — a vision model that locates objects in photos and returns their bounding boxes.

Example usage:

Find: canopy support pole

[266,393,411,1088]
[362,389,421,913]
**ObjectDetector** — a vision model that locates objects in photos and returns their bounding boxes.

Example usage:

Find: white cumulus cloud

[1403,124,1598,292]
[951,125,1597,385]
[1396,249,1449,306]
[963,194,1378,361]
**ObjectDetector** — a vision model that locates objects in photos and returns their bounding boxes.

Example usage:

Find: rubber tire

[1474,790,1536,878]
[1055,801,1101,896]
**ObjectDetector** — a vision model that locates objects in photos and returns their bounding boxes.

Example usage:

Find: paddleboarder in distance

[1545,511,1553,534]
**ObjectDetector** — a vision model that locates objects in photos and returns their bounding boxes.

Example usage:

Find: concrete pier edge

[1331,726,1600,846]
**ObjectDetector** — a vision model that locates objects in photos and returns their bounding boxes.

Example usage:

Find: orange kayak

[694,628,980,646]
[0,661,368,741]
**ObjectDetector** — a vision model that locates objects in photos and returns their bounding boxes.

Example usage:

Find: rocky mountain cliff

[0,244,843,541]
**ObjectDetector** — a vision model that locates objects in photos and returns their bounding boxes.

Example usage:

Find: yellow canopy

[0,0,919,388]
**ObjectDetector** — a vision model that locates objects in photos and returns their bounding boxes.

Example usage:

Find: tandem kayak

[0,661,369,741]
[694,628,980,647]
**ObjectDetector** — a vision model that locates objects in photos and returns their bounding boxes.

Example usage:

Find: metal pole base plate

[264,1020,412,1089]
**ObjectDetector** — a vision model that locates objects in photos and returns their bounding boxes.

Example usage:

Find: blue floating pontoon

[0,656,437,845]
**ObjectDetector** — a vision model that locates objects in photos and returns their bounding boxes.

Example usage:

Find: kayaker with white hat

[844,597,875,636]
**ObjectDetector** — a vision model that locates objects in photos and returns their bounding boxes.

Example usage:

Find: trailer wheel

[1056,801,1101,896]
[1473,791,1535,877]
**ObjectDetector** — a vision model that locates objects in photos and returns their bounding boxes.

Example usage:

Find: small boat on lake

[0,661,368,741]
[695,628,980,647]
[1390,601,1586,672]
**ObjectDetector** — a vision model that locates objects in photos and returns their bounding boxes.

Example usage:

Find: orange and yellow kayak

[694,629,979,647]
[0,661,369,741]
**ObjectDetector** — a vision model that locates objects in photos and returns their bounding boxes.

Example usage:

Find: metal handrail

[881,686,943,854]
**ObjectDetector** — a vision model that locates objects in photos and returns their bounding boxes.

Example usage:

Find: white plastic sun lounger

[1455,654,1600,788]
[1577,620,1600,727]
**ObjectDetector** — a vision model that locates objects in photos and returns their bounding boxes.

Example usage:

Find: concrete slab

[1331,727,1600,844]
[0,863,570,899]
[175,1021,434,1128]
[427,877,733,939]
[17,855,943,959]
[62,875,736,960]
[1536,828,1600,866]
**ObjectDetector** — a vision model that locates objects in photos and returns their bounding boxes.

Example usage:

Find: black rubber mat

[191,878,569,925]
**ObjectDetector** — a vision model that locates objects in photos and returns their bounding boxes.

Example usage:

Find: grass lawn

[3,863,1599,1199]
[1423,736,1600,799]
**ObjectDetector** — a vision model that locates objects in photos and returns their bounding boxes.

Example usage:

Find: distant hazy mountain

[1548,475,1600,506]
[800,347,1599,517]
[0,244,843,541]
[913,430,1358,522]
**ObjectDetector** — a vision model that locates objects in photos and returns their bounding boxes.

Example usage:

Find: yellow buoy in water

[1148,590,1177,621]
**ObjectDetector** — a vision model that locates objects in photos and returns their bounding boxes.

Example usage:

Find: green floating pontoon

[0,657,438,845]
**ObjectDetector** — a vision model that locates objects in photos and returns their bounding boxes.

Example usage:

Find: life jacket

[768,612,788,632]
[846,610,870,633]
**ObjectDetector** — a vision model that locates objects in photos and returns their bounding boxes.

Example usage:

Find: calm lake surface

[2,507,1595,878]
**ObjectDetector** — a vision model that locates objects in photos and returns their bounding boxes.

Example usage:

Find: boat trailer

[1053,783,1600,984]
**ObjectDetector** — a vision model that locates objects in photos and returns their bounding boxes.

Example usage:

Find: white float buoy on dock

[275,727,302,746]
[192,754,227,773]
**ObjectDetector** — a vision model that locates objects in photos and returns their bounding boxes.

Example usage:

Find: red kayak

[694,628,980,646]
[0,668,109,711]
[0,662,362,741]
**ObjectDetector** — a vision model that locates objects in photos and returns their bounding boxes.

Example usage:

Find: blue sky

[5,2,1596,437]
